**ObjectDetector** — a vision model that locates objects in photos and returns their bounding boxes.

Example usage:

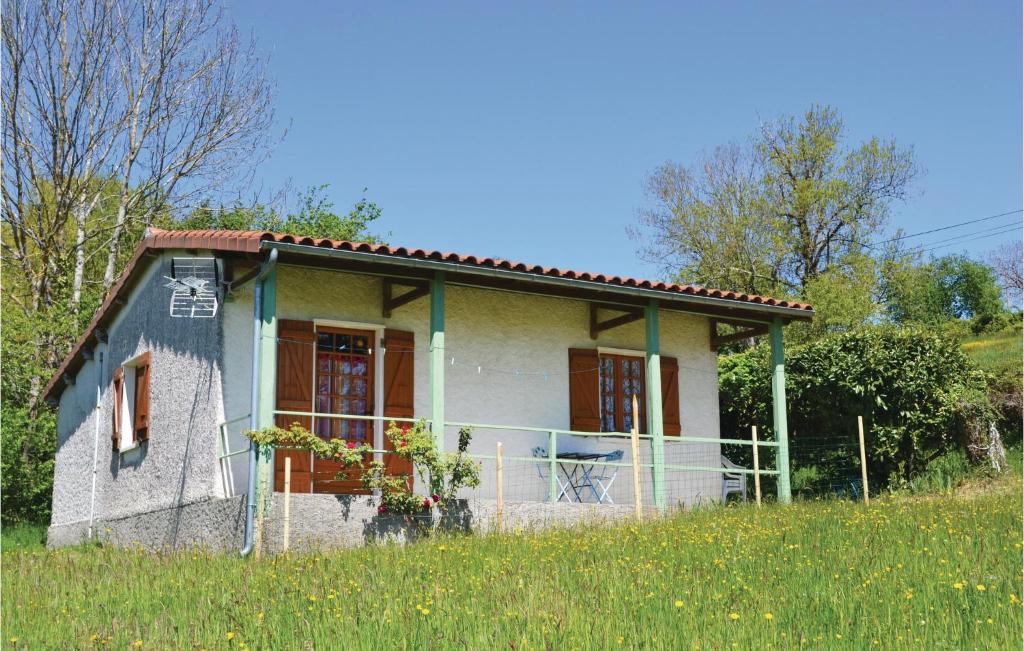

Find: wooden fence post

[858,416,869,504]
[631,394,643,523]
[751,426,761,506]
[496,441,504,532]
[282,456,292,552]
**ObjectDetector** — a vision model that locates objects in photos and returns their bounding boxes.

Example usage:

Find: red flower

[346,441,356,449]
[399,441,407,448]
[431,494,441,503]
[400,424,411,436]
[423,497,432,509]
[377,505,387,515]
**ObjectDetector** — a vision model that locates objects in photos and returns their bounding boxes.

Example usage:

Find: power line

[915,226,1021,256]
[902,220,1021,254]
[869,209,1022,248]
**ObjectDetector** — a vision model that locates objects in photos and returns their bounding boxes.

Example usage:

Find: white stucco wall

[220,265,723,507]
[51,252,226,535]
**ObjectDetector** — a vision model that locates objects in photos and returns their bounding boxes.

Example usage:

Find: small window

[112,352,151,452]
[598,353,646,433]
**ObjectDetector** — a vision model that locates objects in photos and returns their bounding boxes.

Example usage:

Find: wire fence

[218,411,810,516]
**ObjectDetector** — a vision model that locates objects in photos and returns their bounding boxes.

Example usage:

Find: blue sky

[228,1,1022,282]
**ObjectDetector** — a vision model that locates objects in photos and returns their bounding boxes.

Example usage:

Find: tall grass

[3,488,1021,649]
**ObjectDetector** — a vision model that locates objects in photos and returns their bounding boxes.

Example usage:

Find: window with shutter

[569,349,682,436]
[112,351,151,453]
[568,348,601,432]
[111,367,124,451]
[133,353,151,442]
[598,353,647,433]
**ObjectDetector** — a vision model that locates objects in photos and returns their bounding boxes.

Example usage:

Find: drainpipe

[87,350,104,540]
[240,249,277,557]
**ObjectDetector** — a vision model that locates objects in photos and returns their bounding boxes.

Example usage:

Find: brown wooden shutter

[382,329,415,485]
[132,353,151,442]
[112,367,124,451]
[660,356,681,436]
[568,348,601,432]
[274,319,315,493]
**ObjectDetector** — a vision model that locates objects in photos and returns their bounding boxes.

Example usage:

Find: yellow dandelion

[728,612,740,621]
[421,608,430,616]
[674,600,684,608]
[976,585,987,592]
[132,641,143,649]
[226,632,235,641]
[763,612,774,621]
[953,582,964,590]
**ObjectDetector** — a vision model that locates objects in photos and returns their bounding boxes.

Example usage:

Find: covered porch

[218,237,808,525]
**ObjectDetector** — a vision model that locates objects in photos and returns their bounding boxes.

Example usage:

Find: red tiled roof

[43,228,812,402]
[146,228,813,309]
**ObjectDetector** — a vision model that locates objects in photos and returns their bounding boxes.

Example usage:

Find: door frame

[312,319,386,488]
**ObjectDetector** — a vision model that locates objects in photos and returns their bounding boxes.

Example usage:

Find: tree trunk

[70,201,87,313]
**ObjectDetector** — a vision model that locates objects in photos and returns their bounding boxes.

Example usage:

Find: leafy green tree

[791,253,881,342]
[882,254,1004,325]
[635,105,919,296]
[176,185,384,243]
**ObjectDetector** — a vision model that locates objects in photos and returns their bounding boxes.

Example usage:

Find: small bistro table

[556,451,619,503]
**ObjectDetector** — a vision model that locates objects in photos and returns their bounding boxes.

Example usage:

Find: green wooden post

[429,271,446,451]
[645,299,666,509]
[256,268,278,513]
[770,317,792,504]
[548,431,558,502]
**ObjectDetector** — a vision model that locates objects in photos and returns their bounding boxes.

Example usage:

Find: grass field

[962,324,1023,376]
[3,480,1021,650]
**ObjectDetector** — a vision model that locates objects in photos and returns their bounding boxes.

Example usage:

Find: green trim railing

[217,413,252,497]
[263,410,780,502]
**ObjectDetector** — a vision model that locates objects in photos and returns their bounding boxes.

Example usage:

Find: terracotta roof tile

[43,228,812,402]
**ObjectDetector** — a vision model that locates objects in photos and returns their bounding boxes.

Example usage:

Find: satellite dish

[166,257,219,318]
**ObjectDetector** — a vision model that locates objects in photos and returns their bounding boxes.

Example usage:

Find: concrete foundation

[47,495,648,553]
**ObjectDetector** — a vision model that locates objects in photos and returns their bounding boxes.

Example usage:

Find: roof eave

[262,240,815,323]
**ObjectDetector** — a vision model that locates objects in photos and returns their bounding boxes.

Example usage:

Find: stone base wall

[48,494,652,553]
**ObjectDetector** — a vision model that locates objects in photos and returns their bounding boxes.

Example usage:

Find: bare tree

[2,0,275,309]
[987,241,1023,306]
[2,0,275,407]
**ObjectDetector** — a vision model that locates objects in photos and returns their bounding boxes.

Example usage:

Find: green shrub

[791,465,822,494]
[0,405,56,525]
[719,326,993,488]
[892,450,972,494]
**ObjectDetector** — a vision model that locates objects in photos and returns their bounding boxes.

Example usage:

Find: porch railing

[214,410,781,505]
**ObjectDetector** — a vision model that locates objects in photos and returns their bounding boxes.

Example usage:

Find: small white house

[43,228,811,551]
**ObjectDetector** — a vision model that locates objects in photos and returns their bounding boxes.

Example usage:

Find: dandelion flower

[226,632,235,641]
[976,585,986,592]
[674,600,683,608]
[953,582,964,590]
[132,641,143,649]
[763,612,774,621]
[728,612,739,621]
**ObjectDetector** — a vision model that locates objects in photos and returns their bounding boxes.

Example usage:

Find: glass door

[312,327,375,493]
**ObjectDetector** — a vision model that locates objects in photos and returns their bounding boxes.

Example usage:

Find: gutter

[261,241,813,323]
[240,249,277,557]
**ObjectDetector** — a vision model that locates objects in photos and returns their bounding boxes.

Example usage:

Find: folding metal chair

[532,446,571,502]
[590,450,624,503]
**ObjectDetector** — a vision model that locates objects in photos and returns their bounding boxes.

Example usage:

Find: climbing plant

[245,419,480,516]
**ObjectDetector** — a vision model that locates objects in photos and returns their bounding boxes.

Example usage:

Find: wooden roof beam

[589,303,644,340]
[710,319,771,351]
[382,279,430,318]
